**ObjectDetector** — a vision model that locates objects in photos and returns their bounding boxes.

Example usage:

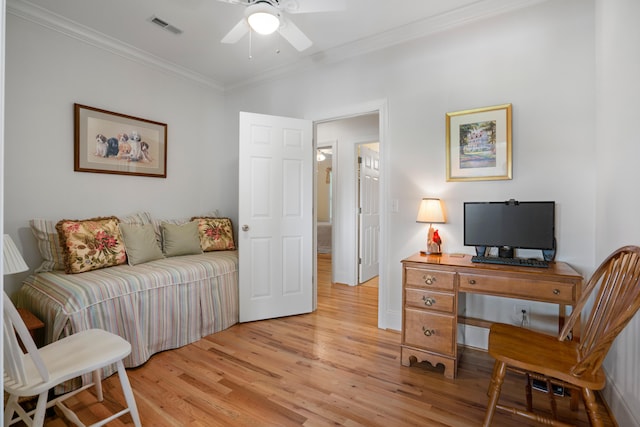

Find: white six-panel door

[358,145,380,283]
[238,112,313,322]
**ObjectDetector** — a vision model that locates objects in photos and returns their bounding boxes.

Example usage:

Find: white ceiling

[8,0,546,90]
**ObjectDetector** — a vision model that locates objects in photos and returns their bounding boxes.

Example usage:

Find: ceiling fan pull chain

[248,28,253,60]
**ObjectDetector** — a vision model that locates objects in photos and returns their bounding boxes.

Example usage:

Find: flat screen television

[463,200,555,255]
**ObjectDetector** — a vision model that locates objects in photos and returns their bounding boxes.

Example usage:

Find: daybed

[15,212,239,391]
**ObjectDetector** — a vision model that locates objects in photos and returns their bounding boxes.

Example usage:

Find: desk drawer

[405,288,454,313]
[404,308,455,356]
[405,267,455,291]
[458,273,575,303]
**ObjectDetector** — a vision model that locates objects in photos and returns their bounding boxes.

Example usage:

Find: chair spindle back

[558,246,640,377]
[3,291,50,388]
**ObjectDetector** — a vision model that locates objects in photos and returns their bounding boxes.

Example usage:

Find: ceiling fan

[217,0,346,52]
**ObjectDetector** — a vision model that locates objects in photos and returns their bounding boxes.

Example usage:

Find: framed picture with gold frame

[446,103,512,182]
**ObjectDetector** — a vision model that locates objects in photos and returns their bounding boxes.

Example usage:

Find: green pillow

[161,221,203,257]
[119,223,165,265]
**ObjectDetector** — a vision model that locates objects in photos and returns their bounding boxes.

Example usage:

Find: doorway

[314,112,380,289]
[313,100,388,329]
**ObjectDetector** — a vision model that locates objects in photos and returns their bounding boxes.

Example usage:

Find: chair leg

[93,369,104,401]
[525,373,533,411]
[483,360,507,427]
[545,378,558,420]
[582,388,604,427]
[116,360,142,427]
[4,394,18,426]
[31,391,49,427]
[487,361,499,396]
[4,392,48,427]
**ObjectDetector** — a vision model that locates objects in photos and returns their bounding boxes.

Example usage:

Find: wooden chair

[483,245,640,426]
[3,291,142,427]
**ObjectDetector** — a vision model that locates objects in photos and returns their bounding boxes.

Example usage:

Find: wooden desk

[400,252,582,379]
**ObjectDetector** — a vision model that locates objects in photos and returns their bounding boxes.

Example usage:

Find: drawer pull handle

[553,289,560,295]
[423,275,436,285]
[422,296,436,306]
[469,279,476,285]
[422,326,435,337]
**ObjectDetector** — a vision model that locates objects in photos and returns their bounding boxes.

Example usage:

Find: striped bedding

[16,250,238,391]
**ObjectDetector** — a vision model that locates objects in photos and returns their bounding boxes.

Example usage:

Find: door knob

[242,224,249,232]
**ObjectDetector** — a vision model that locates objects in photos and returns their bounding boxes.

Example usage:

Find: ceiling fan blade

[278,16,312,51]
[221,18,249,44]
[282,0,346,14]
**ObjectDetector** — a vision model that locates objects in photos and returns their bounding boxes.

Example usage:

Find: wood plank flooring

[39,253,613,426]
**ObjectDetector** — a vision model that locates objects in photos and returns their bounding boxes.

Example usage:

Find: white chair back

[4,291,142,427]
[3,291,50,387]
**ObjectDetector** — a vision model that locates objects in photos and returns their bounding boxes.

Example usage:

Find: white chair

[3,291,142,426]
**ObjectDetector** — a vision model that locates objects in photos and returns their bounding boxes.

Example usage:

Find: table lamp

[416,198,446,255]
[3,234,29,275]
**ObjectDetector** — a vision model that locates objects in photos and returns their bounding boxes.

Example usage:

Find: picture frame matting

[74,103,168,178]
[445,103,512,182]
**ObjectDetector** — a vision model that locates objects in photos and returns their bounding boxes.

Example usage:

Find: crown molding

[7,0,225,91]
[225,0,550,91]
[8,0,548,92]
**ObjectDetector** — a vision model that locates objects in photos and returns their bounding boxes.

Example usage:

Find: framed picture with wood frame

[74,103,167,178]
[445,103,512,182]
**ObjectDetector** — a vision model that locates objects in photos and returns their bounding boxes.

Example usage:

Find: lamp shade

[416,198,446,224]
[3,234,29,275]
[246,3,280,35]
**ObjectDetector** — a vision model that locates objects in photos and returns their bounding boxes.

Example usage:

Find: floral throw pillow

[56,216,127,274]
[191,217,236,251]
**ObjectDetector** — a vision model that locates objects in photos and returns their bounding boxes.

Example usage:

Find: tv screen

[464,201,555,250]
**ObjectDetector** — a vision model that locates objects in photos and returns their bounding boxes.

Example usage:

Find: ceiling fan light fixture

[246,3,280,35]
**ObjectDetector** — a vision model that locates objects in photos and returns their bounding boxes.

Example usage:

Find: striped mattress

[16,250,238,391]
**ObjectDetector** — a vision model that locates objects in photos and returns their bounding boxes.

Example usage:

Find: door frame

[311,99,391,329]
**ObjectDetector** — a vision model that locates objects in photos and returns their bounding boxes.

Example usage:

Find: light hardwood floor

[40,253,613,426]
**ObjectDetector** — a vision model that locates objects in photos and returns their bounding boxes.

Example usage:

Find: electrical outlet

[513,304,530,327]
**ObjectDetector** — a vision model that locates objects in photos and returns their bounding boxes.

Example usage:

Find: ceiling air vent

[149,16,183,35]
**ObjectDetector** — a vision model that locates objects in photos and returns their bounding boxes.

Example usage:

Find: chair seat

[488,323,606,391]
[4,329,131,397]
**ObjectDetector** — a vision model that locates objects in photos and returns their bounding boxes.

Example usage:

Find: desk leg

[558,303,566,334]
[559,303,581,342]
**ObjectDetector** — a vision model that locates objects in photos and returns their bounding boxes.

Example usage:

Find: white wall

[225,0,596,333]
[3,12,230,295]
[1,0,6,282]
[595,0,640,425]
